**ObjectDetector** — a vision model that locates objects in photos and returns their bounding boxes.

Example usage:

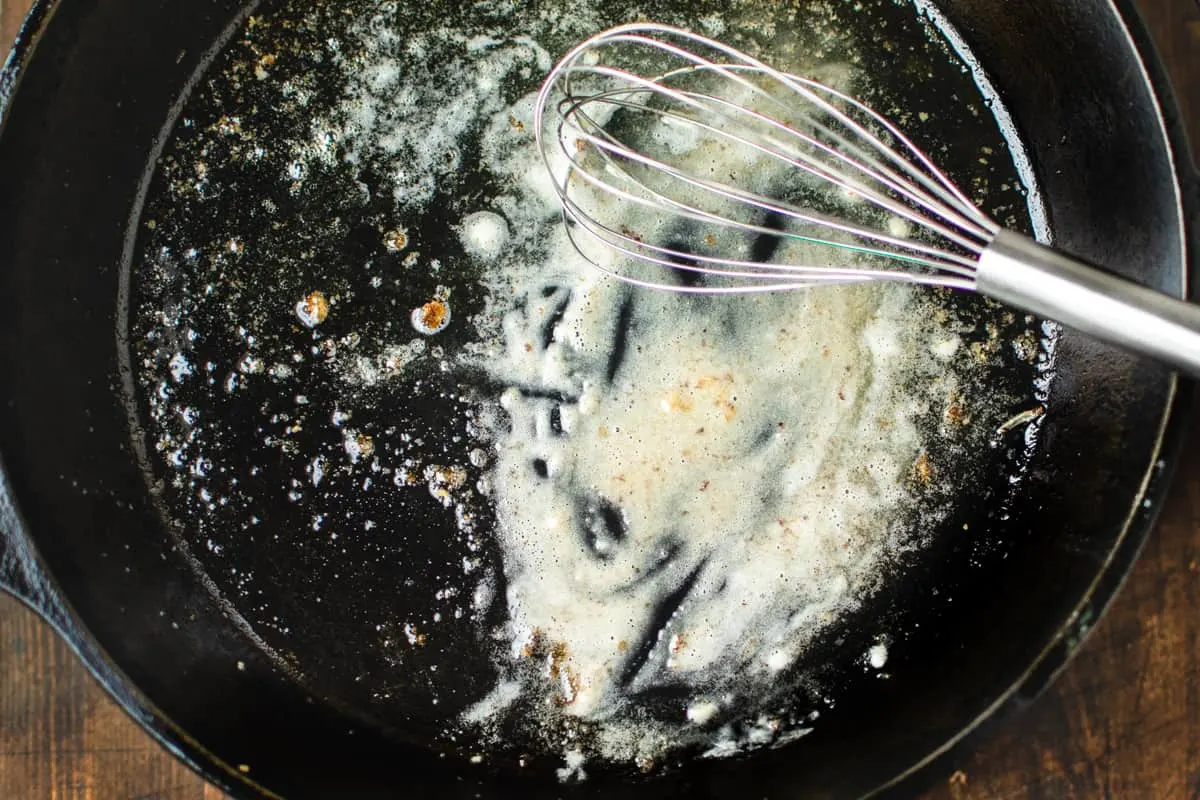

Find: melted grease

[489,273,939,712]
[128,0,1053,781]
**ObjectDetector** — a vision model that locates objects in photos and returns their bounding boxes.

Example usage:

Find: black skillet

[0,0,1196,797]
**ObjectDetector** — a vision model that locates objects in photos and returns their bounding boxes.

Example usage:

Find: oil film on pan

[127,0,1057,781]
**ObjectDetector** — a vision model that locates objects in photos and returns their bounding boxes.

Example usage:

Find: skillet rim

[877,0,1199,792]
[0,0,1194,798]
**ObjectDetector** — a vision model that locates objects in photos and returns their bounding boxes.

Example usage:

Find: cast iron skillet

[0,0,1195,797]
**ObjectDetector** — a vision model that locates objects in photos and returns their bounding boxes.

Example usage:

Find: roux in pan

[129,0,1051,779]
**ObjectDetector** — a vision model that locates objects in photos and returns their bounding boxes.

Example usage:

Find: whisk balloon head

[533,23,1000,294]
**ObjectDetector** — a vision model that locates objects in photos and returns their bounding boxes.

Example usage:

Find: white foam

[269,0,1050,772]
[868,643,889,669]
[459,211,510,262]
[686,700,721,725]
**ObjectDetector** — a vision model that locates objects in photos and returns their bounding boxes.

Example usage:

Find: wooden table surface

[1,1,1198,798]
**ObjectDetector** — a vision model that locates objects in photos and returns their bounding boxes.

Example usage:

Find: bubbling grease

[488,266,938,714]
[128,0,1050,779]
[454,35,989,768]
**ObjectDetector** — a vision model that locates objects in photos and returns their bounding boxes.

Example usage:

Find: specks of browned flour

[128,0,1054,783]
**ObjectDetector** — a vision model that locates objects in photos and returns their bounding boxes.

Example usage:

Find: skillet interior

[0,0,1191,797]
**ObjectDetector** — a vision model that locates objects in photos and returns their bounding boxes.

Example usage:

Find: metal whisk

[533,22,1200,376]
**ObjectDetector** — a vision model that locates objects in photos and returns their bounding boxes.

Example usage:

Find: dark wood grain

[925,421,1200,800]
[0,1,1197,798]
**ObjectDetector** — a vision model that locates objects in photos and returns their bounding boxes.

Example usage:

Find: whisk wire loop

[533,23,1200,381]
[559,83,986,270]
[648,60,997,242]
[558,110,981,276]
[533,22,1000,292]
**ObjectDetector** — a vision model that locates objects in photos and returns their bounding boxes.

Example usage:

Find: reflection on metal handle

[977,230,1200,378]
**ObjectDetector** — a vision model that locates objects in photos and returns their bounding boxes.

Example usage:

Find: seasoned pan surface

[126,0,1051,772]
[0,0,1193,797]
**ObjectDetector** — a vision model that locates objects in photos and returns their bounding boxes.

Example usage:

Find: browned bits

[1011,329,1039,362]
[428,464,467,490]
[354,433,374,458]
[944,393,970,427]
[420,300,447,329]
[403,622,426,647]
[213,115,243,136]
[682,373,737,421]
[548,641,569,677]
[912,453,934,485]
[305,291,329,319]
[520,627,544,659]
[383,228,408,251]
[553,669,581,707]
[296,290,330,327]
[508,113,526,133]
[518,631,580,705]
[660,387,694,413]
[424,464,467,507]
[618,224,643,244]
[547,641,580,706]
[411,290,451,335]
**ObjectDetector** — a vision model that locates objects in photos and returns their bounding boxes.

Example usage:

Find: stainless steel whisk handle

[977,230,1200,378]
